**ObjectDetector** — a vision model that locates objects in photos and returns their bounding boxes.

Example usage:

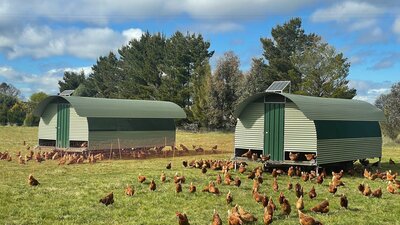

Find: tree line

[0,82,48,126]
[59,18,356,130]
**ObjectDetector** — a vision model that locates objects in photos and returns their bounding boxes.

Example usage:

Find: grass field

[0,126,400,225]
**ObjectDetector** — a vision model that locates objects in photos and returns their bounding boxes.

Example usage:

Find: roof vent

[59,90,75,96]
[265,81,291,93]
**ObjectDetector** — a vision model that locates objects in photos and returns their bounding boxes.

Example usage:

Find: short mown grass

[0,126,399,225]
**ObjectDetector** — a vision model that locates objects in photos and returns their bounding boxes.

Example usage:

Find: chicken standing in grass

[19,156,25,164]
[189,182,196,193]
[281,198,291,217]
[160,171,166,183]
[138,174,146,183]
[287,180,293,190]
[363,184,372,196]
[176,182,182,193]
[273,178,279,192]
[166,162,172,170]
[316,175,324,185]
[234,177,241,187]
[28,174,39,186]
[149,180,156,191]
[212,209,222,225]
[125,185,134,196]
[176,212,190,225]
[387,182,396,194]
[99,192,114,206]
[298,210,323,225]
[311,199,329,213]
[340,194,348,209]
[226,190,233,205]
[264,203,273,224]
[296,196,304,210]
[371,187,382,198]
[228,209,243,225]
[328,182,337,195]
[309,186,317,199]
[238,206,258,223]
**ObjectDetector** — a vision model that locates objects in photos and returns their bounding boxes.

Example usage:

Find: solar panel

[265,81,291,93]
[59,90,75,96]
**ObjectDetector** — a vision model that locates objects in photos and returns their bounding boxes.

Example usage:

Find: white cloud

[311,1,383,23]
[311,1,387,43]
[122,28,143,45]
[194,22,243,33]
[174,0,314,20]
[369,53,400,70]
[357,27,386,44]
[0,25,143,59]
[393,16,400,40]
[349,80,392,103]
[348,19,376,31]
[394,17,400,33]
[0,66,92,99]
[0,0,314,25]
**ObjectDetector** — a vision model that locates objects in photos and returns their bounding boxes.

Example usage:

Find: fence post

[118,138,122,160]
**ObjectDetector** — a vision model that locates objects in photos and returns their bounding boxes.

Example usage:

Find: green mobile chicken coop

[33,95,186,151]
[234,84,385,167]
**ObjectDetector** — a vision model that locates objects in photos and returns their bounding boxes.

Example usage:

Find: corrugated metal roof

[34,96,186,119]
[234,92,385,121]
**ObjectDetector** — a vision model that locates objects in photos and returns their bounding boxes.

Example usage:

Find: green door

[56,103,70,148]
[264,103,284,161]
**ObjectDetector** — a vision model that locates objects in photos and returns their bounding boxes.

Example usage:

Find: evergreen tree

[191,62,212,127]
[88,52,121,98]
[58,71,85,92]
[260,18,319,92]
[118,32,166,99]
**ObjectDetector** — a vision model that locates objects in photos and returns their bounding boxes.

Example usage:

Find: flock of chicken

[240,149,315,162]
[0,149,106,165]
[23,148,400,225]
[1,143,219,166]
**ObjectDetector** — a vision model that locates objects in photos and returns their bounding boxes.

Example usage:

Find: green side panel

[69,107,88,141]
[87,118,175,131]
[88,131,175,150]
[38,103,57,140]
[264,103,284,161]
[56,103,70,148]
[315,121,381,139]
[284,102,317,152]
[234,103,264,150]
[317,137,382,164]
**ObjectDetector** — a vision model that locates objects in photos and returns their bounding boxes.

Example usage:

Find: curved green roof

[34,96,186,119]
[234,92,385,121]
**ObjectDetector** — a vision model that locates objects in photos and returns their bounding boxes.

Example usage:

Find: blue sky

[0,0,399,103]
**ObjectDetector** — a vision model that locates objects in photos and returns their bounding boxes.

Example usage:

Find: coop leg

[315,165,319,176]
